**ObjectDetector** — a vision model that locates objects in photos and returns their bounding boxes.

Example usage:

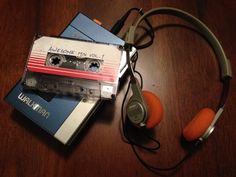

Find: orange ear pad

[182,108,215,142]
[142,91,164,129]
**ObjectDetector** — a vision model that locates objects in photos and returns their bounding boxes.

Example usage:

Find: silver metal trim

[200,108,224,140]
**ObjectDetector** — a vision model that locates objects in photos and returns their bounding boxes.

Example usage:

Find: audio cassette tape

[22,36,124,99]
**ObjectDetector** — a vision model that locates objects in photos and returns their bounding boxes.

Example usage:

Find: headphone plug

[110,11,131,35]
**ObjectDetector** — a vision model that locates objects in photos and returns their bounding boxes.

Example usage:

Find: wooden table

[0,1,235,177]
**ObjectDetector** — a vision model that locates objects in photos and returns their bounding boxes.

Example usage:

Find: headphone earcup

[183,108,215,142]
[142,91,164,129]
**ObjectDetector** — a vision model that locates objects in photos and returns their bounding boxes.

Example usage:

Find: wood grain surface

[0,1,235,177]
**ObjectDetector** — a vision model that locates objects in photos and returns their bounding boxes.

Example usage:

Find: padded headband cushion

[143,91,164,129]
[183,108,215,141]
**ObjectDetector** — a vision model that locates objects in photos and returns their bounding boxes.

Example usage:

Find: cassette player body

[22,36,124,99]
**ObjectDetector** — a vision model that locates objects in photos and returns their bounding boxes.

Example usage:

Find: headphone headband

[125,7,232,79]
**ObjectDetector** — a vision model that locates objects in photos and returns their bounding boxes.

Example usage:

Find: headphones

[124,7,232,144]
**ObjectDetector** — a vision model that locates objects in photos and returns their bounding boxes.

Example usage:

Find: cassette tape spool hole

[47,54,65,67]
[88,60,101,72]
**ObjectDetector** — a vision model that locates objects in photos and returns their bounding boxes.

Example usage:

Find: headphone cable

[110,7,155,50]
[120,68,194,173]
[110,7,202,173]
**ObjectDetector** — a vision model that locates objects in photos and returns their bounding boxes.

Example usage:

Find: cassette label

[23,36,124,99]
